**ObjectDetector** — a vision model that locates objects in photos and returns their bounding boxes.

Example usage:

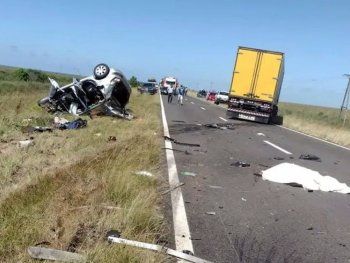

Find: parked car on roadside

[197,90,207,98]
[215,91,229,104]
[206,91,217,101]
[141,82,157,95]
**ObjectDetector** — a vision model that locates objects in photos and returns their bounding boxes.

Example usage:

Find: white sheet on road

[262,163,350,194]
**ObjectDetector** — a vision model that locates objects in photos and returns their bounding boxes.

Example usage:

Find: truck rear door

[229,48,258,98]
[252,52,283,102]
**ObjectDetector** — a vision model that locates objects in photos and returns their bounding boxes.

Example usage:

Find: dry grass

[279,102,350,148]
[0,79,169,262]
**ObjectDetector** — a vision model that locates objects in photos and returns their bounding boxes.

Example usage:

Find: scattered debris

[262,163,350,194]
[94,133,102,137]
[27,247,86,262]
[241,197,247,202]
[180,171,197,177]
[162,147,191,155]
[208,185,223,189]
[183,250,194,255]
[204,123,235,130]
[135,171,153,177]
[164,136,200,147]
[161,183,185,195]
[273,157,285,160]
[106,234,213,263]
[257,133,265,136]
[206,211,216,215]
[108,136,117,142]
[18,139,34,148]
[22,126,53,133]
[219,206,224,209]
[299,154,321,162]
[307,227,314,231]
[58,118,87,130]
[231,161,250,167]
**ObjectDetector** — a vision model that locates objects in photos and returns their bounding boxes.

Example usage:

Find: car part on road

[27,246,86,262]
[273,157,285,160]
[18,139,34,148]
[106,234,213,263]
[161,182,185,195]
[180,171,197,177]
[299,154,321,162]
[204,123,235,130]
[231,161,251,167]
[262,163,350,194]
[164,136,200,147]
[206,211,216,215]
[162,147,191,155]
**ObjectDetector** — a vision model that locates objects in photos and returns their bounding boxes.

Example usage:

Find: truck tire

[271,115,283,125]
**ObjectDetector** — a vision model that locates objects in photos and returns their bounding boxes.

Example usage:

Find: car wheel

[93,63,110,80]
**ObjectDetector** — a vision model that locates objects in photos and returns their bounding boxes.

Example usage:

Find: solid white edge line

[159,93,194,254]
[219,117,228,122]
[276,125,350,151]
[264,140,292,155]
[200,107,206,110]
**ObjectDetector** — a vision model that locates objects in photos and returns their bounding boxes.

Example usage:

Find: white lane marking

[159,93,194,253]
[277,125,350,151]
[190,101,195,104]
[219,117,228,122]
[264,140,292,155]
[257,133,265,136]
[200,107,206,111]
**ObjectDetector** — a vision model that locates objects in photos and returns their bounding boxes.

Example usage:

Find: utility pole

[340,74,350,125]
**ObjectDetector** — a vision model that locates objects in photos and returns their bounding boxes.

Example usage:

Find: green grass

[0,71,168,262]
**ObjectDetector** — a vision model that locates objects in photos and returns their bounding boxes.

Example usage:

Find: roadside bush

[14,68,30,82]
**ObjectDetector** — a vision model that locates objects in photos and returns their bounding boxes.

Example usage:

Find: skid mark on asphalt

[264,140,292,155]
[219,117,228,122]
[200,107,206,111]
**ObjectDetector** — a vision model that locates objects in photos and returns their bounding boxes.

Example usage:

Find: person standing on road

[178,85,185,105]
[167,85,174,103]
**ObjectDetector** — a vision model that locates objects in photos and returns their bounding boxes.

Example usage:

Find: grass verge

[0,79,168,262]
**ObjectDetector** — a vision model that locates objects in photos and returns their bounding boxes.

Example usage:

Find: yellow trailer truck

[227,46,284,124]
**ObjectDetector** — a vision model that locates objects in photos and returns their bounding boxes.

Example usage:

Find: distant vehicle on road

[227,46,284,124]
[206,91,217,101]
[160,76,178,90]
[160,86,168,95]
[215,91,229,104]
[142,82,157,95]
[148,78,159,89]
[197,90,207,98]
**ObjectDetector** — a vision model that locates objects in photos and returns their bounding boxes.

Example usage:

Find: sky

[0,0,349,107]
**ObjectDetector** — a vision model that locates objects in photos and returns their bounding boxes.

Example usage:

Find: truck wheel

[215,100,219,105]
[270,115,283,125]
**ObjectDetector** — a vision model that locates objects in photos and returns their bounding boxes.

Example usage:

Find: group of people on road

[167,85,186,105]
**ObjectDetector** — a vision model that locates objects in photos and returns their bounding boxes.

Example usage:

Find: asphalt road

[162,94,350,263]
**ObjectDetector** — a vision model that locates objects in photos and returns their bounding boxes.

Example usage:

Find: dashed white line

[264,140,292,155]
[219,117,228,122]
[190,101,195,104]
[159,94,194,254]
[200,107,206,111]
[257,132,266,136]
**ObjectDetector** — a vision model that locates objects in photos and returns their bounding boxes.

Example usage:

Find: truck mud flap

[226,110,269,124]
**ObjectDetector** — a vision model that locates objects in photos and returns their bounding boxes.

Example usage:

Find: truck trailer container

[227,46,284,124]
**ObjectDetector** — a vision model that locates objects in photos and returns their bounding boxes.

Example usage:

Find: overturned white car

[38,64,132,119]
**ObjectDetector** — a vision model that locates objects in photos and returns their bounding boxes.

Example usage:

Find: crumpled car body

[38,64,132,119]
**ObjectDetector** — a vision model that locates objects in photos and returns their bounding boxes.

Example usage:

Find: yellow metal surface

[229,49,258,97]
[253,53,283,102]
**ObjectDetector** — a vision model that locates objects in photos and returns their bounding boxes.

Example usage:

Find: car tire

[93,63,110,80]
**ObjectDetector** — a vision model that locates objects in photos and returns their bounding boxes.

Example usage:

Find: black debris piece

[22,126,53,133]
[289,156,295,159]
[189,237,201,241]
[162,147,191,155]
[204,123,235,130]
[172,120,186,123]
[59,118,87,130]
[274,157,285,160]
[307,227,314,231]
[182,250,194,255]
[106,230,121,239]
[164,136,200,147]
[299,154,321,162]
[108,136,117,142]
[231,161,250,167]
[258,164,270,168]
